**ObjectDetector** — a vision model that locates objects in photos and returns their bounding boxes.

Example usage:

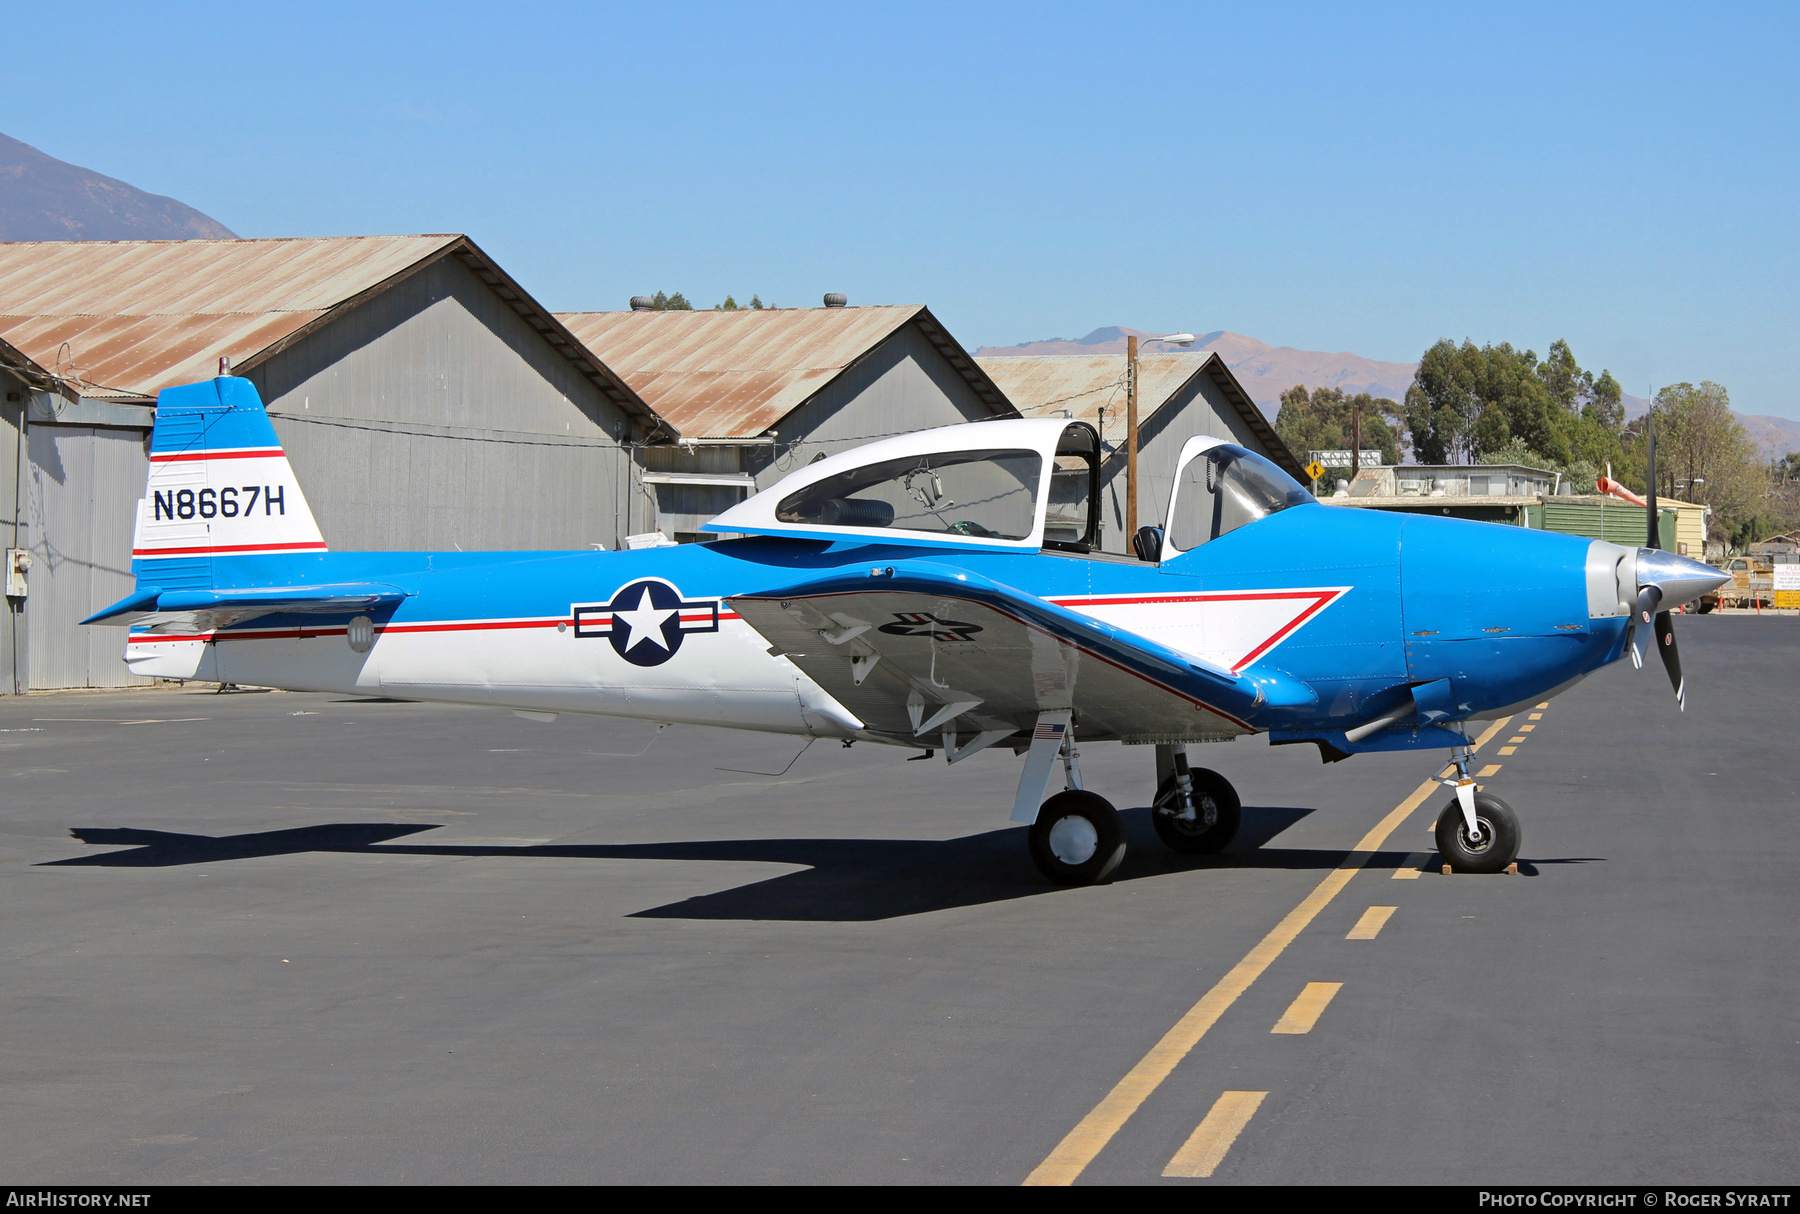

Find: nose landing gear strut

[1435,747,1522,874]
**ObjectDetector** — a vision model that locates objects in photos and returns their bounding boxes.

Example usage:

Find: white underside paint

[124,617,863,739]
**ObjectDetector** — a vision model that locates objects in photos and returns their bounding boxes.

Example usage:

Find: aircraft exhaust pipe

[1343,706,1413,743]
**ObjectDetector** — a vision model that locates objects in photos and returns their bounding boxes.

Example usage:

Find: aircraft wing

[83,583,408,633]
[728,561,1291,747]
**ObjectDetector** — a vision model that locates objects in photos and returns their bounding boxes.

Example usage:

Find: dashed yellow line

[1162,1091,1267,1178]
[1497,747,1517,756]
[1391,852,1429,879]
[1272,982,1343,1033]
[1517,724,1536,732]
[1021,716,1512,1185]
[1346,906,1396,939]
[1476,764,1501,777]
[1529,712,1543,720]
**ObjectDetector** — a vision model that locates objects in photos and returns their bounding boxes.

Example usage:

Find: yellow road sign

[1304,460,1326,482]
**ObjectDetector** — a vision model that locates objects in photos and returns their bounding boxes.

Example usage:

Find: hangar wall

[19,417,151,690]
[753,321,999,481]
[1,382,22,692]
[1115,373,1270,540]
[645,321,1002,540]
[247,257,637,553]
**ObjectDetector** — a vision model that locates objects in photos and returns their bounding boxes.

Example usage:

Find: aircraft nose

[1636,548,1729,608]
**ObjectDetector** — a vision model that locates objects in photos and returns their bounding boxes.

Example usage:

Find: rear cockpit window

[1045,424,1100,549]
[776,448,1043,540]
[1170,445,1314,551]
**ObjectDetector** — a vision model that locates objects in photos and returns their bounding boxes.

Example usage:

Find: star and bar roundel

[573,579,723,667]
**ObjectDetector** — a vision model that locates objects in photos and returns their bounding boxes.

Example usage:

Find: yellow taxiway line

[1271,981,1343,1033]
[1161,1091,1268,1178]
[1022,715,1511,1186]
[1346,905,1397,939]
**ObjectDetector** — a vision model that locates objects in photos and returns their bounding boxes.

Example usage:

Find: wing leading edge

[729,561,1311,749]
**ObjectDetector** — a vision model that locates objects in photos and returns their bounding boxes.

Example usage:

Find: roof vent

[629,296,655,311]
[822,292,847,308]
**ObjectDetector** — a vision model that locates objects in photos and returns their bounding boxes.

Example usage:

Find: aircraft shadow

[43,806,1426,922]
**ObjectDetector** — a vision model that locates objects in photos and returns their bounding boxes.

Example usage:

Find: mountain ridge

[0,132,235,242]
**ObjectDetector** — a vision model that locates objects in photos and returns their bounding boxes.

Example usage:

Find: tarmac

[0,614,1794,1184]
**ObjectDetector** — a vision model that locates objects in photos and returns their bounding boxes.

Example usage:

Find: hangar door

[23,422,151,690]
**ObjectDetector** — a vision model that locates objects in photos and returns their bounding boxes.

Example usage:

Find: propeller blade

[1627,584,1662,668]
[1645,401,1660,549]
[1654,609,1684,710]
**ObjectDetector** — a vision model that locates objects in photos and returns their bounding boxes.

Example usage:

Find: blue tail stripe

[150,378,283,454]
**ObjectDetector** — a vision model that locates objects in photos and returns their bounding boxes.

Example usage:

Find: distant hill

[1619,394,1800,461]
[982,327,1800,460]
[980,327,1416,409]
[0,133,235,241]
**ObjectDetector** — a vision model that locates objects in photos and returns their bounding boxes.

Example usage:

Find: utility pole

[1119,331,1194,543]
[1351,402,1362,480]
[1126,335,1139,537]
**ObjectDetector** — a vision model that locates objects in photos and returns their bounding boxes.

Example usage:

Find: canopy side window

[1044,423,1101,551]
[775,448,1043,540]
[1167,444,1314,553]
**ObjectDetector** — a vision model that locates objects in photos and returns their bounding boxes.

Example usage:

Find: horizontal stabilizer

[83,583,407,632]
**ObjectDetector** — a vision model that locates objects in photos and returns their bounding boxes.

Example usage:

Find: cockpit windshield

[775,448,1042,540]
[1169,444,1314,551]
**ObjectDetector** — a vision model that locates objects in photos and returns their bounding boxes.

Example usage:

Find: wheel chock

[1441,863,1452,876]
[1506,861,1518,875]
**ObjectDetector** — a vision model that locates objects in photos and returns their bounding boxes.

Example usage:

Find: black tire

[1028,790,1126,885]
[1435,791,1521,874]
[1152,768,1242,854]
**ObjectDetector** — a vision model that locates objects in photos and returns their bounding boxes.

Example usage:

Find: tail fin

[132,376,325,591]
[84,378,399,630]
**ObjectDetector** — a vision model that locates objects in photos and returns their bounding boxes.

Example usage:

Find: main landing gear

[1151,745,1241,855]
[1023,738,1242,886]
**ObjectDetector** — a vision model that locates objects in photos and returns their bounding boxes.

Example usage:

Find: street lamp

[1126,331,1197,537]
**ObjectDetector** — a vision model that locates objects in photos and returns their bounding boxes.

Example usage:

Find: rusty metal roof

[0,330,72,400]
[977,352,1304,479]
[0,235,654,424]
[558,305,1013,439]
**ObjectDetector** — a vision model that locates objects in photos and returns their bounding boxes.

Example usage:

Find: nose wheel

[1434,791,1522,874]
[1028,790,1126,885]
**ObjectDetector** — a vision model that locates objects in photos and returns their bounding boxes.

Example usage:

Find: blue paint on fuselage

[162,498,1630,738]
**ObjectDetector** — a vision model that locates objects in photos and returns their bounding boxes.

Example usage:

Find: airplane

[84,376,1727,886]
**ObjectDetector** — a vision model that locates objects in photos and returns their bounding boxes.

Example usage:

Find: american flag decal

[1033,721,1067,741]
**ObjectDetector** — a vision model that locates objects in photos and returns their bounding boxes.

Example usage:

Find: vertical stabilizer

[133,377,325,590]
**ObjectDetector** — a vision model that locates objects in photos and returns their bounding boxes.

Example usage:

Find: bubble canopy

[708,419,1101,551]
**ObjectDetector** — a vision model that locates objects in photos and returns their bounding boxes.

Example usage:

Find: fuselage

[125,503,1632,746]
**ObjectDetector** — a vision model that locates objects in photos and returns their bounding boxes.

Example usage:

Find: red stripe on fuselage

[126,610,742,643]
[1046,590,1331,608]
[149,448,287,464]
[133,541,329,556]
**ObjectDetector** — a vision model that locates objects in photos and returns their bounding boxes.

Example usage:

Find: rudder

[133,376,325,591]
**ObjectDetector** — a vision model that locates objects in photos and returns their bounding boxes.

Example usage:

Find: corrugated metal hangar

[0,233,1304,693]
[557,303,1014,541]
[977,353,1302,552]
[0,235,658,690]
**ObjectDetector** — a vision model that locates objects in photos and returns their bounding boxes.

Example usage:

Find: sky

[9,1,1799,418]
